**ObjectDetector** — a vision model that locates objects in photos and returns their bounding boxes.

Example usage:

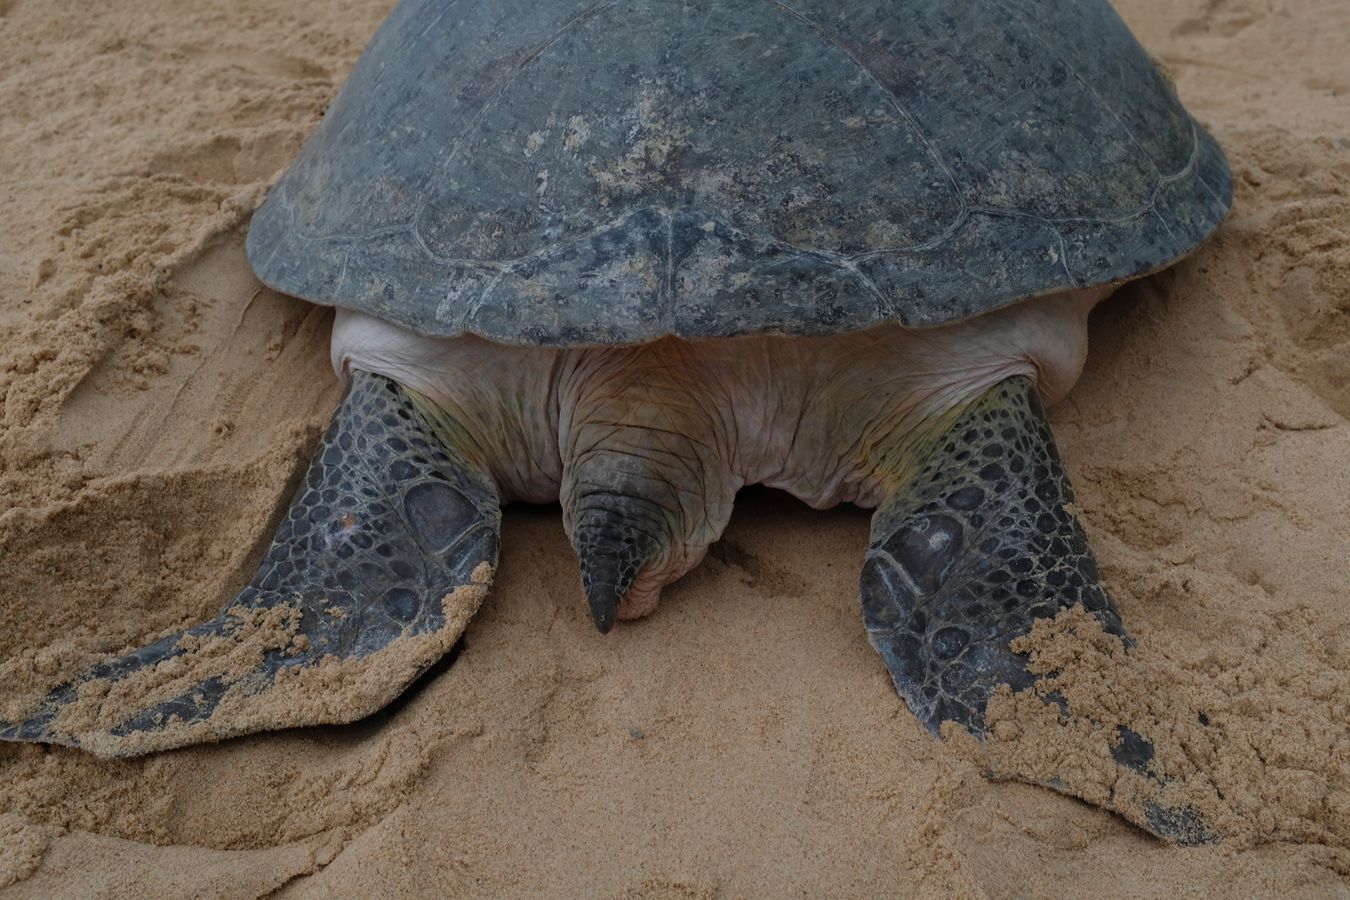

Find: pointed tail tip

[586,585,620,634]
[573,513,661,635]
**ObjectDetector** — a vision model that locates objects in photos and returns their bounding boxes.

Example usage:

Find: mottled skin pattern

[858,373,1211,844]
[333,289,1102,625]
[1,373,498,743]
[859,376,1122,734]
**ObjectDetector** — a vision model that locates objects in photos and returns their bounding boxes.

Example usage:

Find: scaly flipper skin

[0,371,499,757]
[860,377,1214,845]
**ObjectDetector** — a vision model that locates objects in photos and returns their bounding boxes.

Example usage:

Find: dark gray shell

[246,0,1232,345]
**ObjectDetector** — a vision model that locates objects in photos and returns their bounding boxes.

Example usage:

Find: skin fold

[332,286,1107,623]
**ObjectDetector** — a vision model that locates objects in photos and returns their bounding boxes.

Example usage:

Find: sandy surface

[1,0,1348,895]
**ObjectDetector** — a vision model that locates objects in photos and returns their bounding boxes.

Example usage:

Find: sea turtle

[2,0,1229,842]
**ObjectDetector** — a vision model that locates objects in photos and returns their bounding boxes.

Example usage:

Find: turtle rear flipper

[0,370,499,757]
[859,376,1215,845]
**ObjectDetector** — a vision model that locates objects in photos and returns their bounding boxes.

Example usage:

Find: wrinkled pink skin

[332,287,1107,621]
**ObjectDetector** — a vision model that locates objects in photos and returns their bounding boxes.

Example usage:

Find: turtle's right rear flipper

[0,370,499,757]
[858,376,1215,846]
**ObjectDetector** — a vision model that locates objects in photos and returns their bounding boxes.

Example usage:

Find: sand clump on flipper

[16,572,492,758]
[954,604,1350,869]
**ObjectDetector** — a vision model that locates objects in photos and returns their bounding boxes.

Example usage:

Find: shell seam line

[272,118,1207,276]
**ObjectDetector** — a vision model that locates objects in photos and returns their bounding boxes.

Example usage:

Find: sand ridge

[1,0,1348,895]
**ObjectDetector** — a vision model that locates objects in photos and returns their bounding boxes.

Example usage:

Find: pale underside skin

[332,286,1109,621]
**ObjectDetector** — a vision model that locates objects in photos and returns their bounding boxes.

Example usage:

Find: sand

[1,0,1348,895]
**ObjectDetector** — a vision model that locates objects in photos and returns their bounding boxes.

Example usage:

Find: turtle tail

[560,383,740,632]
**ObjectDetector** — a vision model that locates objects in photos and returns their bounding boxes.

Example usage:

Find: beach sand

[1,0,1348,895]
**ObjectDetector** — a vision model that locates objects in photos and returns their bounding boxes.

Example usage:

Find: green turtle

[2,0,1230,843]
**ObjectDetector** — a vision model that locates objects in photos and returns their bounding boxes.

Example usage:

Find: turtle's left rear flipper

[0,371,499,757]
[859,376,1215,846]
